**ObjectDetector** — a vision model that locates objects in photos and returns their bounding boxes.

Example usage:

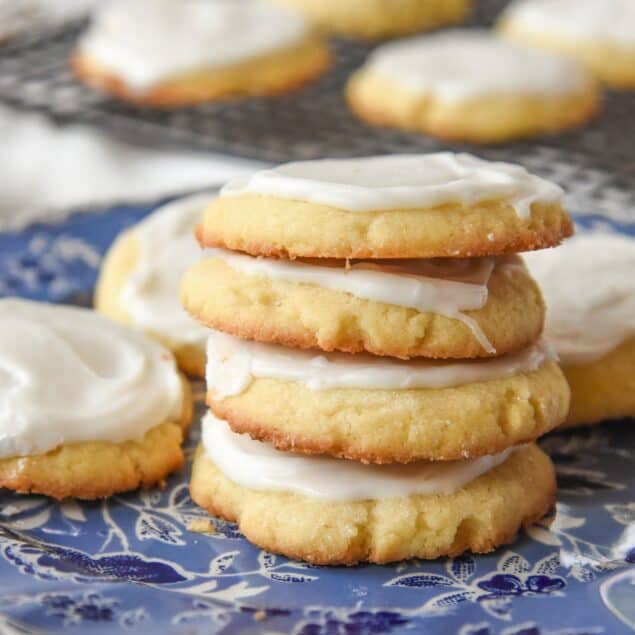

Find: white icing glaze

[363,30,590,103]
[208,247,510,352]
[206,330,553,398]
[120,194,211,347]
[222,153,564,219]
[524,233,635,366]
[0,299,183,458]
[202,412,515,502]
[502,0,635,49]
[79,0,310,91]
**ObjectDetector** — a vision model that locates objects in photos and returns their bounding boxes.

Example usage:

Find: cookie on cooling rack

[499,0,635,89]
[0,299,192,499]
[182,250,546,359]
[524,233,635,428]
[196,153,573,260]
[72,0,330,107]
[190,413,556,564]
[346,30,599,143]
[202,331,569,463]
[266,0,470,39]
[96,194,212,377]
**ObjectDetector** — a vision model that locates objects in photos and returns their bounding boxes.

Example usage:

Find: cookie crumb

[187,518,216,534]
[253,610,266,622]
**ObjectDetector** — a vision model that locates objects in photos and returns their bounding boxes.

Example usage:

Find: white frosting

[208,247,513,353]
[524,233,635,366]
[206,330,553,398]
[78,0,310,91]
[120,194,211,347]
[503,0,635,49]
[202,412,515,502]
[362,30,590,103]
[0,299,183,458]
[222,153,564,219]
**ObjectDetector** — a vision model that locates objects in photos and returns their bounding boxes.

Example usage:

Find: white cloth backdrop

[0,108,264,232]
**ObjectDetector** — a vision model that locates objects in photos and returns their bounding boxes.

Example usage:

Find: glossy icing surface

[0,299,183,458]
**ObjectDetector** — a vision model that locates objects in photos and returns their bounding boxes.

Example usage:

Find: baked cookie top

[97,194,211,348]
[200,153,572,258]
[524,233,635,366]
[352,29,591,102]
[0,298,184,458]
[77,0,312,92]
[501,0,635,50]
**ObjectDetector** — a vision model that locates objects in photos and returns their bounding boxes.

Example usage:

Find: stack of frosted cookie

[182,153,572,565]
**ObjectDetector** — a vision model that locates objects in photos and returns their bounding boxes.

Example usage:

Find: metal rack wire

[0,0,633,218]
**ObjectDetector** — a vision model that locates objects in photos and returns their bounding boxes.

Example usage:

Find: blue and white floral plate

[0,202,633,635]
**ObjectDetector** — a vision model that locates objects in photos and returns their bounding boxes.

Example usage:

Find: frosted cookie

[203,332,569,462]
[266,0,470,39]
[72,0,330,107]
[347,30,599,143]
[190,414,556,564]
[96,194,212,377]
[524,233,635,428]
[198,154,574,260]
[499,0,635,89]
[183,251,545,359]
[0,299,192,499]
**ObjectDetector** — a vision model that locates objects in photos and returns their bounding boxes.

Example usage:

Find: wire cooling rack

[0,0,633,218]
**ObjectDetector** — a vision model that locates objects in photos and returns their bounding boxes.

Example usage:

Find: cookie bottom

[347,69,600,143]
[182,256,545,360]
[190,443,555,565]
[198,195,574,260]
[500,22,635,89]
[72,36,331,107]
[0,378,193,500]
[267,0,470,39]
[562,337,635,428]
[95,228,206,378]
[208,360,570,463]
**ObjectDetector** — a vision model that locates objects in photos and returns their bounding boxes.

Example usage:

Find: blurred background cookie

[499,0,635,89]
[524,233,635,428]
[73,0,331,106]
[96,194,212,377]
[266,0,470,39]
[347,30,599,142]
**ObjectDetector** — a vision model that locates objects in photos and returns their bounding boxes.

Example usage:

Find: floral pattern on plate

[0,201,633,634]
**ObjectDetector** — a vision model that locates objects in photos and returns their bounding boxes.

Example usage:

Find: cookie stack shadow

[181,155,572,565]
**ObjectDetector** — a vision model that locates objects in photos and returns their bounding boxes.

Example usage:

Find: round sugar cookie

[72,0,330,107]
[198,154,574,260]
[182,251,545,359]
[266,0,470,39]
[561,338,635,429]
[190,417,556,564]
[346,30,599,143]
[0,299,192,500]
[524,233,635,428]
[96,194,212,377]
[204,332,570,462]
[499,0,635,89]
